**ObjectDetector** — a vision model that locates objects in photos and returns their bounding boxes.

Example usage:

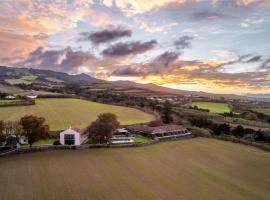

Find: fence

[0,135,197,157]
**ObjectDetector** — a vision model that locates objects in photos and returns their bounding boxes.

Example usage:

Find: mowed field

[0,138,270,200]
[253,108,270,115]
[191,101,230,113]
[0,98,155,130]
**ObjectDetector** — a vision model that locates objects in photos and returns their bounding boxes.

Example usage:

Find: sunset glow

[1,0,270,94]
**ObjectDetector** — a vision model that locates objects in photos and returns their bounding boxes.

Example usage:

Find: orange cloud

[102,0,270,15]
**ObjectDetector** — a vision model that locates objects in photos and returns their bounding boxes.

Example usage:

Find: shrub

[53,140,61,145]
[190,127,212,137]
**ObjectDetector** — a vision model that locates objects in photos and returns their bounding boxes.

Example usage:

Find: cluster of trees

[189,117,270,143]
[222,111,270,124]
[0,115,49,148]
[85,113,120,144]
[189,105,210,112]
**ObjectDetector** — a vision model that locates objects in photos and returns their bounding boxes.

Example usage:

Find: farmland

[191,101,230,113]
[253,108,270,116]
[0,98,155,131]
[0,138,270,200]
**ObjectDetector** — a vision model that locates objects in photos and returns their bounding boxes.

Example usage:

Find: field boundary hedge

[0,99,35,107]
[0,134,193,157]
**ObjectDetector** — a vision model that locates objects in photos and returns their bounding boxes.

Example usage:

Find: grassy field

[191,101,230,113]
[20,139,57,148]
[253,108,270,116]
[0,138,270,200]
[0,98,155,130]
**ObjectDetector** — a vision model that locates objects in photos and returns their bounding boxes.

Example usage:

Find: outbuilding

[60,128,87,146]
[127,124,190,139]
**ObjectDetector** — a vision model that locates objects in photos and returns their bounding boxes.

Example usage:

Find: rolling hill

[0,65,268,101]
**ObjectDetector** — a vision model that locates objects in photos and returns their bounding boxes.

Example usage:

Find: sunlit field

[191,101,230,113]
[0,138,270,200]
[0,98,155,130]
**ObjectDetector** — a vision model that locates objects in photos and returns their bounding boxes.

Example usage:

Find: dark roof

[127,124,185,134]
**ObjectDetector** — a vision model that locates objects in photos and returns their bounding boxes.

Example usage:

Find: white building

[27,95,37,99]
[59,128,87,146]
[19,136,28,144]
[5,95,16,99]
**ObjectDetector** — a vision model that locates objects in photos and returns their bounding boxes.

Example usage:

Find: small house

[59,128,87,145]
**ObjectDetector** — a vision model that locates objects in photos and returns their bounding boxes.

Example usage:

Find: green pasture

[191,101,230,113]
[0,98,155,131]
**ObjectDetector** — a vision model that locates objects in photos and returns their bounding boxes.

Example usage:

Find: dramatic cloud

[1,0,270,94]
[239,54,262,63]
[80,26,132,45]
[102,0,270,15]
[102,40,157,57]
[0,31,47,65]
[174,36,194,50]
[260,58,270,69]
[18,47,96,73]
[112,66,145,76]
[112,57,270,93]
[151,51,180,68]
[192,11,233,21]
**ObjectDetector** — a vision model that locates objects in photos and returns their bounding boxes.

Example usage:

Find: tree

[20,115,49,147]
[232,125,245,138]
[254,130,265,142]
[162,100,173,124]
[0,120,5,145]
[86,113,120,143]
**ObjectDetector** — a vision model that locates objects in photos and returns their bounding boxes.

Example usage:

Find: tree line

[189,117,270,143]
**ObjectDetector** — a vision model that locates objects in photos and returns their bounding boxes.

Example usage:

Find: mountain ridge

[0,65,269,101]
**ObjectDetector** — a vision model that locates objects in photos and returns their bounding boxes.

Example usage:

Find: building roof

[128,124,185,134]
[61,127,85,135]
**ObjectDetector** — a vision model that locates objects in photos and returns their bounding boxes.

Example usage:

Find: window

[64,134,75,145]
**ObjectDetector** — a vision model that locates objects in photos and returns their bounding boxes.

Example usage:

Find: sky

[0,0,270,95]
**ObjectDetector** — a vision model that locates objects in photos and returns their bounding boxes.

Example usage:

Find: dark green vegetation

[190,117,270,145]
[0,138,270,200]
[20,115,49,147]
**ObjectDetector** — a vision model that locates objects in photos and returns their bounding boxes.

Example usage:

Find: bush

[53,140,61,145]
[190,127,212,137]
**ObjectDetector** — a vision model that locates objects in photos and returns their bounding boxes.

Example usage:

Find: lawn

[0,99,19,103]
[134,135,152,143]
[0,138,270,200]
[0,98,155,131]
[20,138,57,148]
[253,108,270,116]
[191,101,230,113]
